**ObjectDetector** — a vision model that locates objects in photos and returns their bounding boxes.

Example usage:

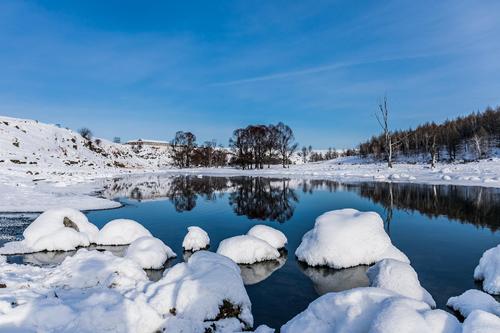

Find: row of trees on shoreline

[360,103,500,166]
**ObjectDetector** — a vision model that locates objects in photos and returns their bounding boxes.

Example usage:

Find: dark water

[2,175,500,328]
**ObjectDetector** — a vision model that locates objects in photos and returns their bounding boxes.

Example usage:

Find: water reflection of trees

[102,175,500,230]
[299,179,500,231]
[229,177,299,223]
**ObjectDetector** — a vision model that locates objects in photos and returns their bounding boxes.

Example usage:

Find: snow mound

[474,244,500,294]
[447,289,500,318]
[367,259,435,307]
[295,209,409,268]
[281,287,460,333]
[247,225,287,249]
[145,251,253,329]
[0,208,98,254]
[217,235,280,264]
[96,219,152,245]
[125,236,176,269]
[462,310,500,333]
[182,226,210,251]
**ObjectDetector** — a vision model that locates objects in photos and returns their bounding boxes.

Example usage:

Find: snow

[462,310,500,333]
[125,236,176,269]
[280,287,460,333]
[473,244,500,294]
[217,235,281,264]
[447,289,500,318]
[0,208,99,254]
[182,226,210,251]
[3,115,500,213]
[247,225,287,249]
[96,219,152,245]
[367,259,436,307]
[145,251,253,329]
[295,209,409,268]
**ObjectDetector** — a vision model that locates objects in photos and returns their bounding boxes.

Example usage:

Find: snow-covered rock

[247,225,287,249]
[295,209,409,268]
[0,208,99,254]
[462,310,500,333]
[474,244,500,294]
[182,226,210,251]
[96,219,152,245]
[447,289,500,318]
[367,259,435,307]
[125,236,176,269]
[145,251,253,329]
[280,287,460,333]
[217,235,280,264]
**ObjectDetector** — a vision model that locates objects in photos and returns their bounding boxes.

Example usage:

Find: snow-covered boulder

[247,225,287,249]
[462,310,500,333]
[0,208,98,253]
[182,226,210,251]
[281,287,460,333]
[367,259,435,307]
[217,235,280,264]
[447,289,500,318]
[474,244,500,294]
[125,236,176,269]
[145,251,253,330]
[96,219,152,245]
[295,209,409,268]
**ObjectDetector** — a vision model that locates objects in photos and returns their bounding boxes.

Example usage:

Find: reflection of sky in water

[1,174,500,328]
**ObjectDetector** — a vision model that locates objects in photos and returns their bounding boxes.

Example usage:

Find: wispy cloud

[209,53,440,87]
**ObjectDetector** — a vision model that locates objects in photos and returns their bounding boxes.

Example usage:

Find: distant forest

[358,106,500,163]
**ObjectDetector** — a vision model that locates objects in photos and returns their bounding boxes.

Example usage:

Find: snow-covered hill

[0,116,172,175]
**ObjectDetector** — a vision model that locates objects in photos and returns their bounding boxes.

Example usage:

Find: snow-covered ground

[2,115,500,213]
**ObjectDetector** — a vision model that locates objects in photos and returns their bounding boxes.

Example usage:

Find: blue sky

[1,0,499,148]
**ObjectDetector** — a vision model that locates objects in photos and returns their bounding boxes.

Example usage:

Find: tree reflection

[228,177,299,223]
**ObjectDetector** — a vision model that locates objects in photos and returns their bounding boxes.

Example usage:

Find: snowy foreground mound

[217,235,280,264]
[182,226,210,251]
[295,209,408,268]
[0,208,99,253]
[96,219,153,245]
[247,225,287,249]
[125,236,176,269]
[0,211,156,254]
[447,289,500,318]
[281,287,500,333]
[367,259,436,307]
[0,249,263,332]
[474,244,500,294]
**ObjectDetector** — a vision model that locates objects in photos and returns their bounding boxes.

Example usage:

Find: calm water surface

[1,175,499,328]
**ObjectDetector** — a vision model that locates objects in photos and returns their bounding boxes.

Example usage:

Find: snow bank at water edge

[295,209,408,268]
[182,226,210,251]
[145,251,253,331]
[280,287,461,333]
[247,225,287,249]
[0,208,99,254]
[474,244,500,294]
[367,259,436,307]
[96,219,152,245]
[447,289,500,318]
[217,235,281,264]
[125,236,176,269]
[462,310,500,333]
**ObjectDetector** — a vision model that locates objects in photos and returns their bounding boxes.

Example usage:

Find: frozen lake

[1,174,499,328]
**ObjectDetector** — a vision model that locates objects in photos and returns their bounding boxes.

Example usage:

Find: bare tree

[172,131,197,168]
[78,128,93,141]
[301,146,308,163]
[375,96,393,168]
[275,122,298,168]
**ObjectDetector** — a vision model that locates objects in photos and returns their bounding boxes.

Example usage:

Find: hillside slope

[0,116,172,176]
